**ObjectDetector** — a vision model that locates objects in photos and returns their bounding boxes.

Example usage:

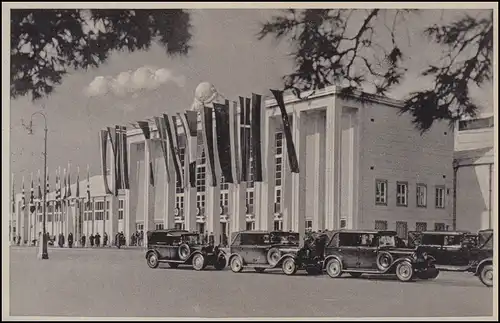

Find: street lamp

[23,111,49,260]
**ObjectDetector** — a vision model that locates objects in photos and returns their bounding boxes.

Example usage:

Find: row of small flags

[99,89,300,191]
[11,165,92,214]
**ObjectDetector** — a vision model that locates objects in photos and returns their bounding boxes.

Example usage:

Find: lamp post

[24,111,49,260]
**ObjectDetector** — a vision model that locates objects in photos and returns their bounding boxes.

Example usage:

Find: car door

[443,235,468,266]
[232,233,250,263]
[420,234,444,265]
[335,232,359,269]
[358,234,378,269]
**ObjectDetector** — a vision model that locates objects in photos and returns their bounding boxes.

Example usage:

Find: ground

[8,247,495,318]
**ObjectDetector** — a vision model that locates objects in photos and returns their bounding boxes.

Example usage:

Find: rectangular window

[220,192,229,206]
[435,186,445,209]
[434,223,446,231]
[415,222,427,232]
[340,218,347,228]
[136,223,144,231]
[155,223,164,230]
[396,221,408,240]
[196,166,206,193]
[246,221,255,231]
[305,220,313,231]
[396,182,408,207]
[246,191,254,207]
[416,184,427,208]
[458,116,494,131]
[275,188,282,204]
[273,220,283,231]
[95,201,105,221]
[275,132,283,155]
[248,156,255,188]
[175,195,184,212]
[196,194,206,214]
[275,157,283,187]
[118,199,124,220]
[375,220,388,230]
[375,180,388,205]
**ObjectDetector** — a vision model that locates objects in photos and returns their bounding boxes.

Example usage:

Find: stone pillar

[291,109,306,246]
[207,180,221,245]
[91,197,96,235]
[184,135,198,231]
[127,142,140,245]
[164,146,176,230]
[143,139,156,247]
[325,98,341,230]
[259,115,276,231]
[231,182,247,234]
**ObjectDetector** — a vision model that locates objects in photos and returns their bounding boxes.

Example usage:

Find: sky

[9,8,493,188]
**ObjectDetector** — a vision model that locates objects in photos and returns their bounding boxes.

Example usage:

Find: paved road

[8,247,495,318]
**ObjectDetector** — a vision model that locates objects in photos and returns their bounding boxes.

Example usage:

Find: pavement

[8,247,496,318]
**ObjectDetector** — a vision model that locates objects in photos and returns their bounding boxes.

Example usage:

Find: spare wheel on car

[267,248,282,266]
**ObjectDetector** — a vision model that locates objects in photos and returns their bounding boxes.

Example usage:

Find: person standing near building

[95,232,101,247]
[103,232,108,247]
[89,233,94,247]
[68,232,74,248]
[81,234,86,247]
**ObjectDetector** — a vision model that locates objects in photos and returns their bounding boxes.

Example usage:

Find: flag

[46,169,50,206]
[107,126,119,195]
[37,170,42,201]
[99,129,112,194]
[214,102,234,183]
[120,125,130,189]
[154,117,171,183]
[63,168,68,200]
[76,167,80,198]
[164,114,184,188]
[201,106,217,187]
[21,176,26,210]
[30,173,36,213]
[271,89,300,173]
[55,168,61,209]
[251,93,263,182]
[115,125,124,192]
[239,97,252,182]
[178,111,198,188]
[228,101,240,184]
[86,165,91,206]
[137,121,155,186]
[67,164,72,198]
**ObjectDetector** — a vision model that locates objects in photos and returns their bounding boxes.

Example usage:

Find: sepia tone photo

[3,2,497,320]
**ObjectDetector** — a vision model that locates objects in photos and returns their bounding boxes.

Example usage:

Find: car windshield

[182,234,201,245]
[379,235,396,247]
[270,232,300,245]
[444,235,462,246]
[478,231,493,249]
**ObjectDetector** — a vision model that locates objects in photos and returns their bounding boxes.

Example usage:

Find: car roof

[333,229,395,235]
[234,230,298,235]
[417,231,470,235]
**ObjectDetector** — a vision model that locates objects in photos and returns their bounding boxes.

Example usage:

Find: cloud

[85,66,186,98]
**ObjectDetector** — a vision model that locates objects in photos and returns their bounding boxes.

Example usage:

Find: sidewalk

[9,245,146,251]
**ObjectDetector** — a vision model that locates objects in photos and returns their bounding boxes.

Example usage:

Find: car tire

[213,255,226,271]
[325,258,343,278]
[349,272,363,278]
[479,264,493,287]
[146,252,159,269]
[282,258,297,276]
[230,256,244,273]
[178,244,191,261]
[168,263,179,269]
[267,248,282,266]
[254,268,266,273]
[192,253,206,271]
[395,261,414,282]
[376,252,393,271]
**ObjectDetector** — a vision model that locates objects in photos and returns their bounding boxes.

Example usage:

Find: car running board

[158,260,185,264]
[344,269,391,274]
[435,265,472,272]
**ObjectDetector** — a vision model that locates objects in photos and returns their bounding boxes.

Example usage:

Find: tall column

[92,197,96,235]
[185,134,198,232]
[231,182,247,234]
[126,142,139,245]
[164,147,176,230]
[207,179,221,245]
[291,109,306,245]
[260,115,276,231]
[143,139,156,247]
[325,98,341,230]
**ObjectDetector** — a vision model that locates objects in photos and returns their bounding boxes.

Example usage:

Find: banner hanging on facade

[201,106,217,187]
[137,121,155,186]
[178,111,199,188]
[99,129,112,195]
[213,102,234,183]
[251,93,263,182]
[154,117,171,183]
[163,114,184,188]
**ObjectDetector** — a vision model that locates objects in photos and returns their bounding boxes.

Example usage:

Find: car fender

[384,257,412,273]
[186,250,205,263]
[323,255,343,270]
[475,258,493,276]
[145,249,160,260]
[272,254,297,268]
[228,253,244,266]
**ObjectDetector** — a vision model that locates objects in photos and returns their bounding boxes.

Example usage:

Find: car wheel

[178,244,191,261]
[254,268,266,273]
[230,256,243,273]
[396,261,414,282]
[267,248,282,267]
[282,258,297,276]
[214,256,226,270]
[349,272,363,278]
[479,264,493,287]
[325,258,343,278]
[168,263,179,269]
[192,254,206,271]
[147,252,159,269]
[376,252,393,271]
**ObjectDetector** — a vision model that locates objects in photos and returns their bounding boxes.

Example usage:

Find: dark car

[226,230,301,274]
[145,229,227,271]
[408,229,493,287]
[287,230,437,282]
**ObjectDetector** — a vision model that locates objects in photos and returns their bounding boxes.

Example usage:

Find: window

[458,116,494,131]
[275,188,282,204]
[197,194,206,213]
[339,233,360,247]
[275,157,283,187]
[416,184,427,207]
[220,192,229,207]
[435,186,445,209]
[175,195,184,212]
[396,182,408,207]
[396,221,408,240]
[415,222,427,232]
[375,220,388,230]
[220,175,229,191]
[275,132,283,155]
[246,191,254,207]
[305,220,313,231]
[106,200,110,220]
[248,156,255,188]
[375,180,388,205]
[136,223,144,231]
[274,220,283,231]
[118,199,124,220]
[196,166,206,193]
[246,221,255,231]
[155,223,164,230]
[95,201,105,221]
[434,223,446,231]
[340,218,347,228]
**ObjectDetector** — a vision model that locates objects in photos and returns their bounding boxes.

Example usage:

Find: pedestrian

[120,231,126,247]
[204,231,209,244]
[139,230,144,247]
[58,233,63,248]
[68,232,74,248]
[131,233,136,246]
[95,233,101,247]
[81,234,86,247]
[103,232,108,247]
[89,233,95,247]
[209,232,214,246]
[17,235,21,246]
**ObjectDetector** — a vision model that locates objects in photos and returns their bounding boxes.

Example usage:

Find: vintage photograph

[4,2,497,320]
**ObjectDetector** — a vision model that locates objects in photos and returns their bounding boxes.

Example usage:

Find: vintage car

[145,229,227,271]
[407,229,494,287]
[287,230,437,282]
[226,230,301,274]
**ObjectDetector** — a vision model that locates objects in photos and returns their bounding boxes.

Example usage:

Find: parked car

[226,230,301,274]
[287,230,437,282]
[408,229,493,287]
[145,229,227,271]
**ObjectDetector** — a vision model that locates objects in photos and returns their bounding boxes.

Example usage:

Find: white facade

[124,85,454,245]
[454,114,495,232]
